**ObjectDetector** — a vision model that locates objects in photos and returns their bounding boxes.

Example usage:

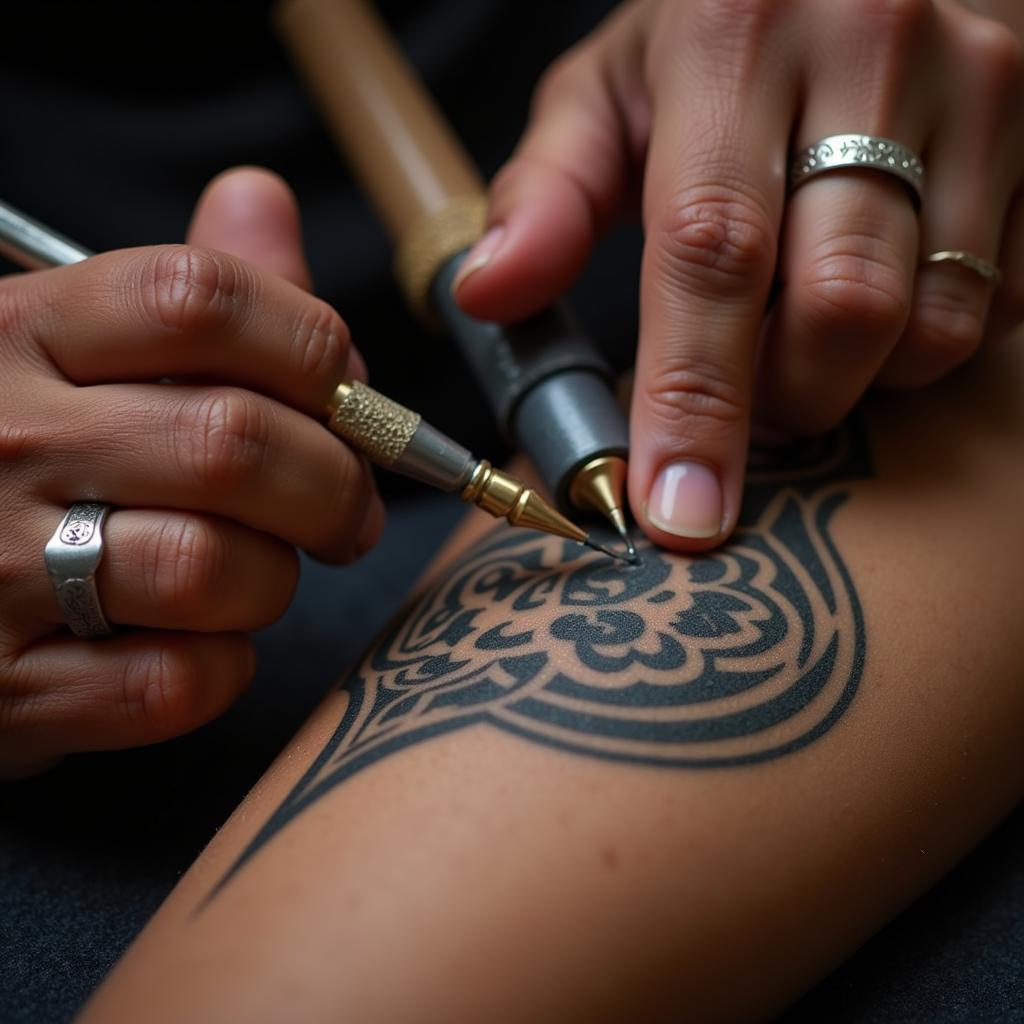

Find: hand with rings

[452,0,1024,550]
[0,168,385,778]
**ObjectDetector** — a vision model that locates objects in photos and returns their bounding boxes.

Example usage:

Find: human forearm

[80,331,1024,1023]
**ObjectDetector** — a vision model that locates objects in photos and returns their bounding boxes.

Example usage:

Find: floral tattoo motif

[212,429,869,896]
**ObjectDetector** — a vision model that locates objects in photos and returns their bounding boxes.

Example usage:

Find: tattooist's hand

[453,0,1024,550]
[0,168,383,778]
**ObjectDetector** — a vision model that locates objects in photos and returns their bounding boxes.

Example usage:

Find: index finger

[630,7,796,550]
[24,244,360,417]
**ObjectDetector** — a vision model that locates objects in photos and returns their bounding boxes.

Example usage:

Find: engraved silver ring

[789,134,925,206]
[44,502,115,639]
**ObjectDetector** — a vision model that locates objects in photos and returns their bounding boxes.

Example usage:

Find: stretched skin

[81,329,1024,1024]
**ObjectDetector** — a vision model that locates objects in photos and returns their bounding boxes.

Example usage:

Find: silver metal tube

[0,200,93,270]
[391,421,476,492]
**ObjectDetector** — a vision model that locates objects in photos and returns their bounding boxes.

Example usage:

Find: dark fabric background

[0,2,1020,1021]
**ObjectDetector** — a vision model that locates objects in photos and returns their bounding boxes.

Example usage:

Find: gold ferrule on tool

[326,380,420,467]
[461,461,588,543]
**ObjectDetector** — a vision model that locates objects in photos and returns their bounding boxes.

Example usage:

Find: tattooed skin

[212,428,871,896]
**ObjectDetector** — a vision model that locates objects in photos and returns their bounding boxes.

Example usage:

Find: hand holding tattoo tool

[274,0,637,562]
[0,198,634,563]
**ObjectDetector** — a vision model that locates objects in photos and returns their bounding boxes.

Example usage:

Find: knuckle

[146,517,229,615]
[693,0,779,35]
[0,420,37,463]
[0,279,28,339]
[854,0,930,31]
[643,357,746,444]
[290,298,350,389]
[652,188,775,296]
[123,645,202,734]
[910,296,985,363]
[800,250,910,336]
[0,657,31,736]
[141,245,252,336]
[175,388,273,493]
[680,0,791,65]
[965,18,1024,93]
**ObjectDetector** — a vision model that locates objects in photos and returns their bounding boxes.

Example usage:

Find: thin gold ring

[923,250,1002,288]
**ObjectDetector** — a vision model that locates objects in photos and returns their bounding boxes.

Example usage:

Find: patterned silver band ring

[923,250,1002,287]
[43,502,115,639]
[789,134,925,206]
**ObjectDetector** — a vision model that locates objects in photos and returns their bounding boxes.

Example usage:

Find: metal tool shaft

[0,200,92,269]
[0,199,635,563]
[325,381,624,553]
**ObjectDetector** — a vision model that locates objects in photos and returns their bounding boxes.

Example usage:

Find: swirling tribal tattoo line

[211,427,871,898]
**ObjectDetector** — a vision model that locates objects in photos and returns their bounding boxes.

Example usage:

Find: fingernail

[451,226,505,294]
[646,461,723,539]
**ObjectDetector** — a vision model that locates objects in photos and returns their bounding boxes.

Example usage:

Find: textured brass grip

[394,194,487,321]
[326,380,420,467]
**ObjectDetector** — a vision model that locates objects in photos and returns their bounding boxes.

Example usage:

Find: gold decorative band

[460,460,588,543]
[326,380,420,467]
[923,250,1002,287]
[394,193,488,322]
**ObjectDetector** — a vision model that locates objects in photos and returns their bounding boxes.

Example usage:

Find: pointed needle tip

[604,507,639,564]
[583,537,638,566]
[610,519,640,566]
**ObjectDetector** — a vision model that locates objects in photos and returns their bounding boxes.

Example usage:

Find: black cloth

[0,3,1021,1021]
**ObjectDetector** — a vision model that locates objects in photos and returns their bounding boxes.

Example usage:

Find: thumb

[187,166,313,291]
[452,21,644,323]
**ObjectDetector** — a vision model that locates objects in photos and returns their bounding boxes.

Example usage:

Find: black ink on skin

[208,426,871,901]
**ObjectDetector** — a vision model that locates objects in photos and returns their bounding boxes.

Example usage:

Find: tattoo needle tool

[274,0,638,564]
[0,198,636,564]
